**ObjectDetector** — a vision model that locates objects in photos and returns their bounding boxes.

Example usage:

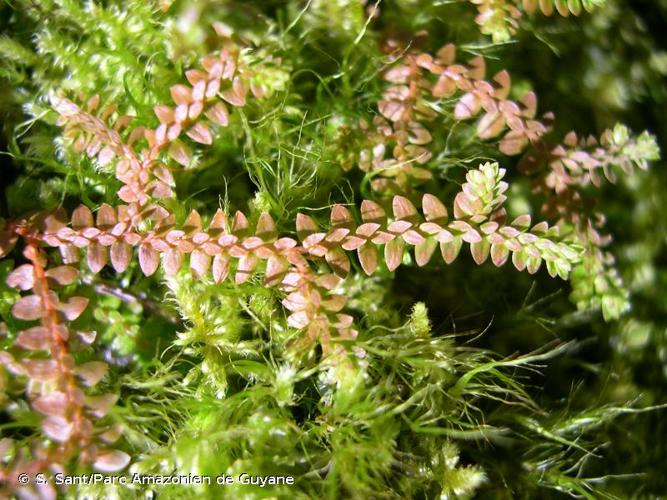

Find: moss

[0,0,666,498]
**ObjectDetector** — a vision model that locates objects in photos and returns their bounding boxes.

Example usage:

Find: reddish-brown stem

[25,239,88,458]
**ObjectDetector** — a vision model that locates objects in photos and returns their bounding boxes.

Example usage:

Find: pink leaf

[401,230,425,245]
[440,237,463,264]
[85,393,119,418]
[356,223,380,239]
[205,102,229,127]
[378,99,405,122]
[432,74,457,98]
[0,229,18,259]
[477,112,506,139]
[256,212,277,240]
[209,209,228,232]
[201,55,223,78]
[250,81,266,99]
[392,196,418,220]
[523,0,538,13]
[462,228,482,244]
[512,250,527,271]
[408,122,432,145]
[384,65,410,83]
[341,235,366,251]
[334,313,354,329]
[190,87,206,108]
[206,78,222,98]
[235,252,257,284]
[322,294,346,313]
[138,244,159,276]
[87,242,108,274]
[190,82,206,104]
[283,292,307,312]
[531,221,549,234]
[99,424,124,444]
[153,164,175,186]
[149,181,174,199]
[23,359,59,382]
[154,105,174,124]
[360,200,386,223]
[287,311,310,329]
[93,450,131,473]
[480,221,499,235]
[499,130,528,155]
[118,186,137,204]
[231,211,249,235]
[76,361,108,387]
[221,76,247,106]
[185,68,208,85]
[415,238,437,267]
[330,205,354,228]
[77,330,97,345]
[182,210,202,231]
[493,70,511,99]
[190,250,211,278]
[326,248,350,278]
[170,84,192,105]
[86,94,100,111]
[42,416,73,442]
[233,76,247,101]
[16,326,49,351]
[168,140,192,167]
[43,209,67,232]
[490,243,509,267]
[167,123,182,141]
[12,295,43,321]
[265,255,288,286]
[96,205,117,229]
[60,296,89,321]
[564,131,578,147]
[0,352,24,375]
[186,122,213,145]
[7,264,34,290]
[296,214,318,240]
[526,255,542,274]
[384,237,404,272]
[436,229,454,243]
[455,93,480,120]
[512,214,531,229]
[358,243,379,275]
[436,43,456,64]
[499,226,520,238]
[470,240,490,265]
[315,274,340,292]
[520,91,537,118]
[72,205,94,229]
[110,241,132,273]
[420,222,442,236]
[33,392,68,416]
[212,253,230,283]
[163,249,183,276]
[468,56,486,80]
[274,237,297,251]
[422,194,448,222]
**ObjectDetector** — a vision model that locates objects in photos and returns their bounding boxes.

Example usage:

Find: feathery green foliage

[0,0,665,498]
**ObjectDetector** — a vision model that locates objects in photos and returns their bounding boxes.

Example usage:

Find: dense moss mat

[0,1,666,498]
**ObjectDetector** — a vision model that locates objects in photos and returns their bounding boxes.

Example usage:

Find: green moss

[0,0,666,498]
